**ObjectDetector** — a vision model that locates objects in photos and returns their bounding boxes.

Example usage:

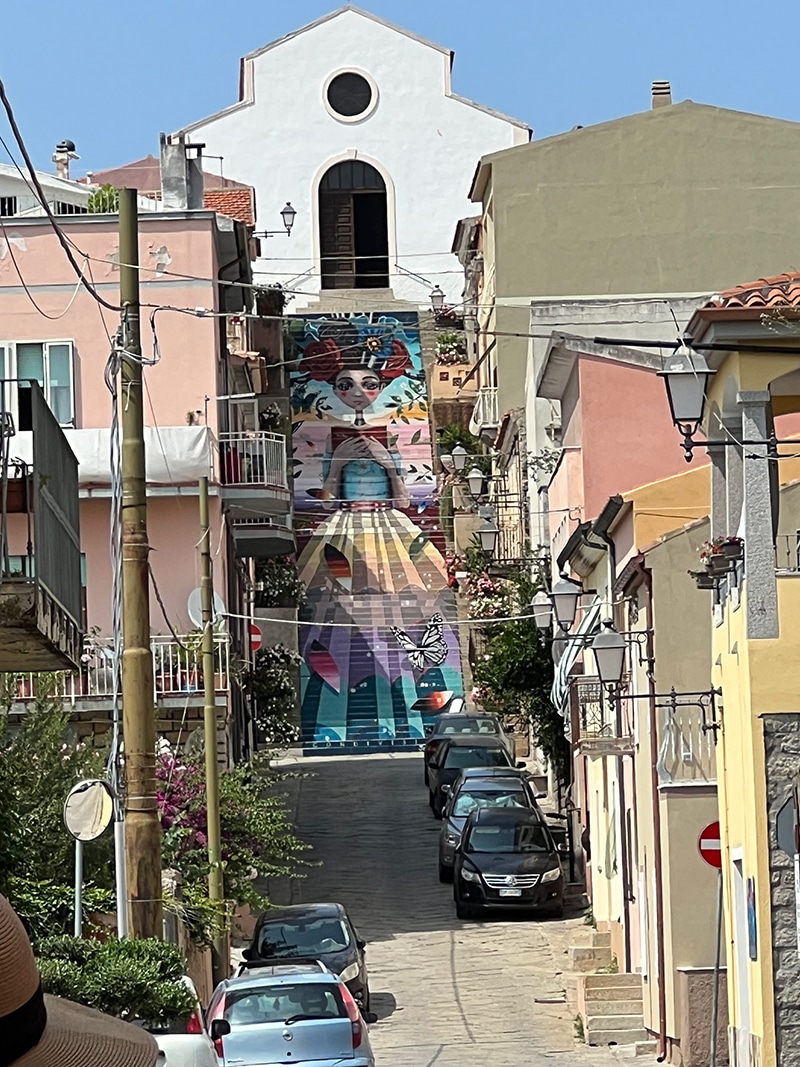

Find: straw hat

[0,895,158,1067]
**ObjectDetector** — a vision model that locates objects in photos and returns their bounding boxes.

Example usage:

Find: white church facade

[179,5,530,307]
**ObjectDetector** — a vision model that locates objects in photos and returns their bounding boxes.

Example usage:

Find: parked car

[427,736,523,818]
[422,713,514,784]
[145,977,218,1067]
[242,902,371,1010]
[438,770,545,882]
[453,807,564,920]
[206,966,377,1066]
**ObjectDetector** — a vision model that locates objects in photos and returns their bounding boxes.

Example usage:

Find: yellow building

[681,275,800,1067]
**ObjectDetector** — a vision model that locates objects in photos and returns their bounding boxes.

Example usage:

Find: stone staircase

[578,972,649,1047]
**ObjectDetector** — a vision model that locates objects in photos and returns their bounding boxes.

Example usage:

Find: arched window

[319,160,389,290]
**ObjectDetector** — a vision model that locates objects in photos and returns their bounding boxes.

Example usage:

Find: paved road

[270,752,619,1067]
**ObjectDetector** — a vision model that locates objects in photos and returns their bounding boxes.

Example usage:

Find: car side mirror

[424,726,433,736]
[536,792,547,799]
[210,1019,231,1040]
[363,1010,379,1024]
[441,783,451,795]
[242,946,254,961]
[357,938,366,950]
[516,761,526,769]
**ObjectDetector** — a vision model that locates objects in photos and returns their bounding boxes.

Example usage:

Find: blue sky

[2,1,798,175]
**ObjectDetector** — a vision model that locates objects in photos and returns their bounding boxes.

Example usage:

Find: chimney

[160,132,204,211]
[53,139,79,181]
[651,81,672,109]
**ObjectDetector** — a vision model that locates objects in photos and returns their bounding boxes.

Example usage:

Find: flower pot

[707,554,732,575]
[694,572,717,590]
[722,541,744,560]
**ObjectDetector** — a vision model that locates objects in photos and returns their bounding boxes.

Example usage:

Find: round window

[326,72,374,119]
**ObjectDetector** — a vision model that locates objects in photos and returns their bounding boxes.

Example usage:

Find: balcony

[218,430,291,521]
[0,381,82,671]
[231,516,295,559]
[468,386,499,440]
[776,533,800,573]
[572,678,634,758]
[10,633,231,707]
[658,701,716,784]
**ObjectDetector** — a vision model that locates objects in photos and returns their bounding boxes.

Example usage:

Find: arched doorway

[319,160,389,290]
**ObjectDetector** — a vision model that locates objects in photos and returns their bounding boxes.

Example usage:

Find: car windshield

[452,788,527,816]
[443,746,509,770]
[256,918,351,958]
[438,717,498,737]
[224,982,346,1025]
[466,822,551,854]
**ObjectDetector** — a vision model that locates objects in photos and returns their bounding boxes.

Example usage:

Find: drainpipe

[586,522,633,975]
[634,559,668,1062]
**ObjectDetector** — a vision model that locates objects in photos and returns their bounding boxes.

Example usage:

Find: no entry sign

[250,624,262,654]
[698,821,722,869]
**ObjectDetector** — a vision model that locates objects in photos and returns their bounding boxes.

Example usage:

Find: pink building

[0,160,291,761]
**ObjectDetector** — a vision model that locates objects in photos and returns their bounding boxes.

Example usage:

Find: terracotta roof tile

[704,272,800,310]
[203,188,255,227]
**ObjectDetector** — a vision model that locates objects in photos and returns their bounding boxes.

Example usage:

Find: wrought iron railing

[9,633,231,703]
[775,533,800,573]
[218,431,288,490]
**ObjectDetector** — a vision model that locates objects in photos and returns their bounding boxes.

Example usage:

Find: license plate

[499,888,522,897]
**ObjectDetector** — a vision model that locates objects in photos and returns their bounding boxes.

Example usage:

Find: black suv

[244,902,370,1010]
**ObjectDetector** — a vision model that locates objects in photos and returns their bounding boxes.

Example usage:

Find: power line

[0,78,122,313]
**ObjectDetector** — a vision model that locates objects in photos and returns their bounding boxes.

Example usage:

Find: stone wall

[762,713,800,1066]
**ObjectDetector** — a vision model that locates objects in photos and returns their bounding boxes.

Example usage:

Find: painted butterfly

[390,612,448,672]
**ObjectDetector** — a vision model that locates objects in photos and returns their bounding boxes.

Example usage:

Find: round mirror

[63,779,115,842]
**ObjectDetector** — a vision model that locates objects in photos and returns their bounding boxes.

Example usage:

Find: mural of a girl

[290,314,465,751]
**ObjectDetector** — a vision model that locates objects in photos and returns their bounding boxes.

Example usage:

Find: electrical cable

[0,214,86,319]
[0,78,122,313]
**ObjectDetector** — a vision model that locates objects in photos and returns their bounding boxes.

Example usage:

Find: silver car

[206,965,377,1067]
[438,769,545,882]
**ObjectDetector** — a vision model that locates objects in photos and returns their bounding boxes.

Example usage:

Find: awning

[550,596,602,716]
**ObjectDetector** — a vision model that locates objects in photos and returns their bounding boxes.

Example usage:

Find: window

[0,341,75,429]
[319,160,389,290]
[52,201,88,215]
[325,71,376,121]
[0,197,17,217]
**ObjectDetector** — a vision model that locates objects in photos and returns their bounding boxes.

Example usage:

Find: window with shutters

[319,160,389,290]
[0,341,75,430]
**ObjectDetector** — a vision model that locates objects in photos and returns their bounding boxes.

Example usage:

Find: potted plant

[689,569,717,590]
[699,537,737,574]
[720,535,744,560]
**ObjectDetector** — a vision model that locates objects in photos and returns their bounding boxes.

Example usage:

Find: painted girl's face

[333,368,383,412]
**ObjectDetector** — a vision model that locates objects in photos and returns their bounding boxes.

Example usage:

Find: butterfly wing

[390,625,427,672]
[418,613,448,667]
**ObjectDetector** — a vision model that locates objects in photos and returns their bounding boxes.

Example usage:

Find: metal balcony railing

[219,431,288,490]
[10,634,231,704]
[469,386,499,435]
[775,533,800,573]
[659,701,716,783]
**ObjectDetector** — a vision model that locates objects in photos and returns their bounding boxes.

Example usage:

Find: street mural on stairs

[289,311,464,752]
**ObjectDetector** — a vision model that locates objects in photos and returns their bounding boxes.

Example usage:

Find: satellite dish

[187,588,226,629]
[63,779,115,842]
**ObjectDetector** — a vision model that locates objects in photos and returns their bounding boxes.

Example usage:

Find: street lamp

[531,590,552,631]
[658,343,716,462]
[280,202,297,235]
[466,466,485,498]
[591,619,627,687]
[476,518,499,557]
[430,286,446,312]
[550,573,584,632]
[440,452,455,473]
[451,445,468,472]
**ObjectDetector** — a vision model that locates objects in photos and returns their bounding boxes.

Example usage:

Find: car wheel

[544,903,564,919]
[438,860,454,884]
[423,765,429,786]
[432,797,442,820]
[362,987,371,1013]
[428,789,436,811]
[455,897,475,920]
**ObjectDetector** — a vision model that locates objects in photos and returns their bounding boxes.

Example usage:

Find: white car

[149,977,219,1067]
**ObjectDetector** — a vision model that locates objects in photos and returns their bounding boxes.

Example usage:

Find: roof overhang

[469,159,492,203]
[557,496,624,576]
[536,333,663,400]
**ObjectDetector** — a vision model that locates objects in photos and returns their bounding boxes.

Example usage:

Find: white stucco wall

[180,8,529,307]
[0,165,90,216]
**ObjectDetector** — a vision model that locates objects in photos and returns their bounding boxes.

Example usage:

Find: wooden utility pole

[199,476,225,981]
[119,188,163,938]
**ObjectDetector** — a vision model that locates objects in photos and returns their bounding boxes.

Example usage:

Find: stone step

[586,1028,650,1047]
[587,1013,645,1032]
[584,985,643,1003]
[583,973,642,990]
[586,999,643,1016]
[569,947,612,972]
[591,931,612,948]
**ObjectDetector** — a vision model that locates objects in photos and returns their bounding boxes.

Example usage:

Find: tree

[87,184,120,213]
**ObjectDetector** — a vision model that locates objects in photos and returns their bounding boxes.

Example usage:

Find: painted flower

[381,340,413,381]
[302,339,344,382]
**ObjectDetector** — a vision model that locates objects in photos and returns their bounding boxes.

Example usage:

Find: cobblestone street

[270,752,622,1067]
